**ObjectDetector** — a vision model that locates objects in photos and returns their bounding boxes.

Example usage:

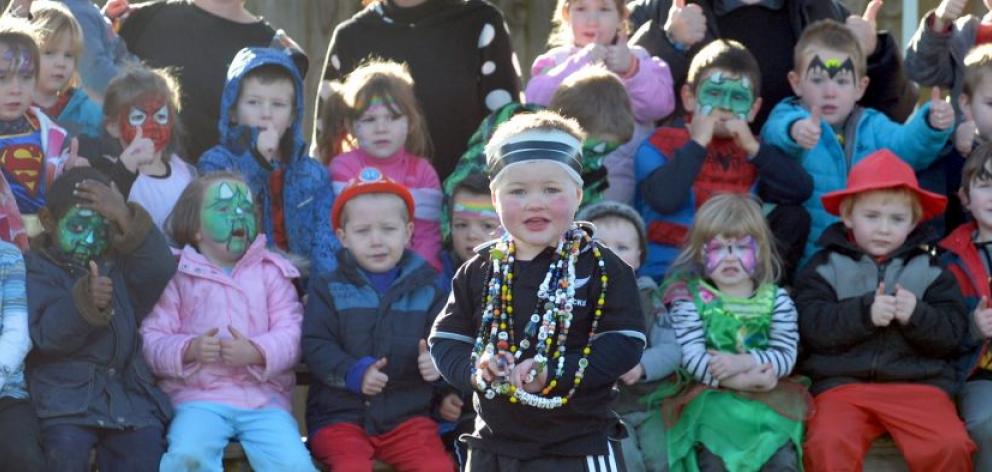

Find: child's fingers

[89,260,99,279]
[862,0,882,25]
[930,86,942,103]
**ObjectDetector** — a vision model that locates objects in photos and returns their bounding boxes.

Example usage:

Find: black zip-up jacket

[794,223,968,395]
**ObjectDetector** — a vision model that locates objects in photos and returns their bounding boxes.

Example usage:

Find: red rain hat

[820,148,947,220]
[331,167,415,231]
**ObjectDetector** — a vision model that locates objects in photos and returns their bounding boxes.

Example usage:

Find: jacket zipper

[868,259,888,380]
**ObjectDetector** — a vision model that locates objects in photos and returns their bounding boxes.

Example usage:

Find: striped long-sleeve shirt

[671,286,798,387]
[0,241,28,399]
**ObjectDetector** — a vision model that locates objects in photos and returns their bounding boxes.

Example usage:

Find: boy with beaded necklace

[430,111,646,471]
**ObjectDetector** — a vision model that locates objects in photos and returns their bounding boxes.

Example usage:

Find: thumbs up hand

[928,87,955,131]
[871,282,896,327]
[88,260,113,311]
[790,107,822,150]
[362,357,389,396]
[846,0,882,55]
[417,339,441,382]
[935,0,969,31]
[893,284,918,324]
[220,325,263,367]
[664,0,707,49]
[975,297,992,338]
[184,327,221,363]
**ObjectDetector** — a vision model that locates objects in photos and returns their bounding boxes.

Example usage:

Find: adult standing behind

[116,0,306,163]
[626,0,918,128]
[318,0,521,181]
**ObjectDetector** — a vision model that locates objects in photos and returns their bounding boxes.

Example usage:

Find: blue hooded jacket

[198,47,339,275]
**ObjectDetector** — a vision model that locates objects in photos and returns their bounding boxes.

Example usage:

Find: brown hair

[102,65,183,159]
[29,1,83,92]
[321,59,431,161]
[168,172,259,249]
[964,44,992,97]
[548,0,629,47]
[686,39,761,95]
[0,17,40,81]
[550,65,634,143]
[793,19,866,79]
[961,142,992,195]
[838,188,924,224]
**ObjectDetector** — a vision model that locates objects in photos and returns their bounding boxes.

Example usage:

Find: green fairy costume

[664,279,808,472]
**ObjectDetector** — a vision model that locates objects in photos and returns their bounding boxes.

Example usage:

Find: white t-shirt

[128,156,196,231]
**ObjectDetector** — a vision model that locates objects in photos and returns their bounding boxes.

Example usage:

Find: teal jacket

[761,97,951,264]
[56,88,102,139]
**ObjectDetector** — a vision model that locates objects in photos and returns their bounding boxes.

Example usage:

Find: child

[93,66,195,232]
[577,200,681,472]
[326,60,442,272]
[28,1,102,139]
[140,172,315,471]
[795,149,974,470]
[939,142,992,471]
[0,239,43,470]
[548,65,635,207]
[441,172,501,288]
[637,39,813,282]
[430,111,645,469]
[26,167,175,471]
[525,0,674,126]
[303,167,453,471]
[199,47,339,276]
[762,20,955,263]
[661,194,804,471]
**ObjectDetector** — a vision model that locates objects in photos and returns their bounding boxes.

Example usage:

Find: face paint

[703,235,758,276]
[0,46,34,76]
[118,93,172,152]
[56,207,109,264]
[806,55,856,80]
[696,71,755,120]
[200,180,257,258]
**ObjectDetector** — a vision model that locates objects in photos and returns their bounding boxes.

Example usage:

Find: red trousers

[310,416,454,472]
[803,384,974,472]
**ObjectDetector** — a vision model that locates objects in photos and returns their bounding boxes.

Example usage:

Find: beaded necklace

[470,225,608,409]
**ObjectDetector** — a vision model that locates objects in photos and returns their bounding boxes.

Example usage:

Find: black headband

[488,140,583,178]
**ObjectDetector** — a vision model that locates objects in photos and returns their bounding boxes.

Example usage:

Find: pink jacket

[329,148,443,271]
[140,235,303,411]
[524,45,675,124]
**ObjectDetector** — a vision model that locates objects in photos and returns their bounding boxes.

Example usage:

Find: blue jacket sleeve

[868,104,951,170]
[307,175,340,275]
[302,275,359,390]
[760,99,810,159]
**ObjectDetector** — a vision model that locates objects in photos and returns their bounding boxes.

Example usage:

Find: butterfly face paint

[806,55,856,79]
[696,71,754,119]
[0,46,36,121]
[119,93,172,152]
[57,207,109,264]
[703,235,758,276]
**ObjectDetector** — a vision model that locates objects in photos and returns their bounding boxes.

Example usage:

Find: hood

[218,47,307,164]
[178,234,299,279]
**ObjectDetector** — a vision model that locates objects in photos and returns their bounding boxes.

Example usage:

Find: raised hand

[955,118,978,155]
[184,327,221,363]
[88,260,113,311]
[975,297,992,338]
[664,0,707,49]
[871,282,896,327]
[438,393,464,422]
[64,138,89,170]
[119,127,156,173]
[689,105,718,147]
[220,325,263,367]
[790,107,822,150]
[362,357,389,396]
[75,179,130,229]
[417,339,441,382]
[935,0,969,31]
[256,126,280,163]
[846,0,882,56]
[724,119,759,156]
[605,29,634,75]
[893,284,918,324]
[928,87,955,131]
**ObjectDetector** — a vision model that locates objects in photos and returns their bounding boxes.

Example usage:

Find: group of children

[1,0,992,471]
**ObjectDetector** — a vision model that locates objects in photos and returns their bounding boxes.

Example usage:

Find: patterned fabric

[0,241,28,399]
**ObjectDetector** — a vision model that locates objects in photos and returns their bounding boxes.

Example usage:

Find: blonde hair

[321,59,431,161]
[550,65,634,142]
[28,1,82,92]
[666,194,781,287]
[793,19,866,79]
[838,188,924,224]
[964,44,992,96]
[548,0,629,47]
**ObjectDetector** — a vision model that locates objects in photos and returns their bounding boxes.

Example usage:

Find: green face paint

[200,180,257,257]
[56,207,109,263]
[696,71,755,119]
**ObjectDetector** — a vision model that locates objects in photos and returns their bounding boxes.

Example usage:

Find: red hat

[821,148,947,220]
[331,167,415,231]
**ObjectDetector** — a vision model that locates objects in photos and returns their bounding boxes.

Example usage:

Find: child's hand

[88,261,113,311]
[619,363,644,386]
[510,358,548,394]
[719,362,777,392]
[708,350,755,381]
[102,0,130,20]
[438,393,464,422]
[255,126,279,163]
[790,107,822,150]
[928,87,955,131]
[724,119,759,157]
[361,357,389,396]
[935,0,969,31]
[184,327,221,363]
[119,128,156,173]
[64,138,89,170]
[893,284,917,324]
[219,325,263,367]
[871,282,897,327]
[845,0,881,55]
[475,350,514,386]
[604,31,634,75]
[689,108,717,147]
[417,339,441,382]
[74,179,130,230]
[582,42,608,64]
[955,119,978,155]
[664,0,707,49]
[975,297,992,338]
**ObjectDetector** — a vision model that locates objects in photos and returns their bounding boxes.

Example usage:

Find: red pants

[804,384,974,472]
[310,416,454,472]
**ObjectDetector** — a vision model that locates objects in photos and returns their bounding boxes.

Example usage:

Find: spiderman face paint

[118,94,172,152]
[703,235,758,276]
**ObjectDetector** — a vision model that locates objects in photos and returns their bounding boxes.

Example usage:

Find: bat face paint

[696,71,754,119]
[805,55,856,80]
[703,235,758,276]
